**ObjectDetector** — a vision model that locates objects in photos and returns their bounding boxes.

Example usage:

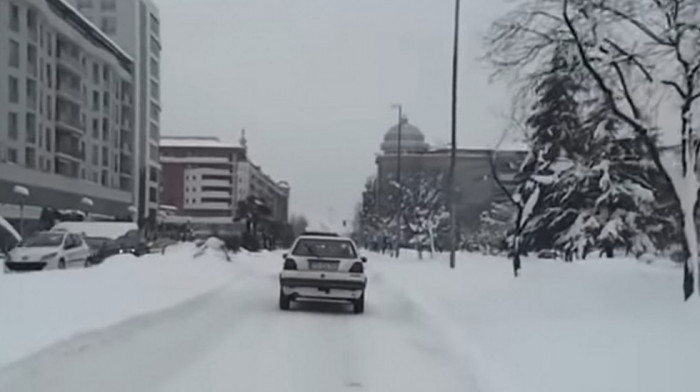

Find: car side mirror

[282,253,288,259]
[361,256,367,263]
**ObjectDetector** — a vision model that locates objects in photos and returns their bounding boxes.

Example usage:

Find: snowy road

[0,254,475,392]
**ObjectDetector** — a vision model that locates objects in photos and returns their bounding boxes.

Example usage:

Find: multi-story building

[374,118,526,232]
[160,136,245,218]
[0,0,135,219]
[69,0,161,223]
[237,160,290,223]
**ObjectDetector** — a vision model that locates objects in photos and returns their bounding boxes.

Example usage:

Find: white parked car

[279,232,367,313]
[5,231,91,272]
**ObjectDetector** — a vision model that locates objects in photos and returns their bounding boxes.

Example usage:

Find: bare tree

[487,0,700,299]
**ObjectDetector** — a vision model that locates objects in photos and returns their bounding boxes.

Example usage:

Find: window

[26,113,36,143]
[27,8,38,41]
[150,104,160,123]
[92,63,99,84]
[103,65,109,83]
[8,76,19,103]
[92,91,100,111]
[149,144,158,161]
[150,58,159,79]
[92,119,99,139]
[150,80,159,101]
[77,0,93,9]
[9,39,19,68]
[101,170,108,186]
[27,44,37,76]
[103,92,110,111]
[149,187,157,203]
[25,147,35,169]
[26,78,37,108]
[92,145,98,165]
[150,122,159,141]
[46,95,52,120]
[102,146,109,167]
[45,127,52,151]
[100,17,116,34]
[8,112,18,140]
[150,14,160,37]
[46,32,52,55]
[10,3,20,32]
[150,36,160,58]
[101,0,116,10]
[102,118,109,141]
[149,166,158,182]
[8,148,18,163]
[46,64,52,88]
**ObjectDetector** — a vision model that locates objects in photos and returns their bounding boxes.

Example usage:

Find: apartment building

[69,0,161,222]
[237,160,290,224]
[0,0,135,217]
[160,137,245,218]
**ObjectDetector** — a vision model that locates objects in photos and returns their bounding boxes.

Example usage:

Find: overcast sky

[159,0,513,225]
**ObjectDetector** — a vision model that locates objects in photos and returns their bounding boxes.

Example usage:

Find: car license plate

[309,261,338,271]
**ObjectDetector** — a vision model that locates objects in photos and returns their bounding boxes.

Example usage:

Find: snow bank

[374,252,700,392]
[51,221,137,239]
[0,246,235,367]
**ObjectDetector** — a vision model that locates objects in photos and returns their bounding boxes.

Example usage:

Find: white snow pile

[193,237,231,261]
[0,243,234,367]
[375,252,700,392]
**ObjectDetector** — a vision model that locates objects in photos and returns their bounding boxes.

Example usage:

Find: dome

[380,118,429,153]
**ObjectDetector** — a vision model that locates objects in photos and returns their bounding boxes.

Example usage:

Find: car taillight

[349,262,363,273]
[283,258,297,270]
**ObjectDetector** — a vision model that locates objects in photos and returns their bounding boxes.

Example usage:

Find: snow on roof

[51,222,137,240]
[0,216,22,242]
[53,0,133,64]
[159,137,240,149]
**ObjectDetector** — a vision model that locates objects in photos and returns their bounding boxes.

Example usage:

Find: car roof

[296,235,354,242]
[300,231,339,237]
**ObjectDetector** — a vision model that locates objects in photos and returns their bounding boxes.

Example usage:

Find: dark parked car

[84,237,122,267]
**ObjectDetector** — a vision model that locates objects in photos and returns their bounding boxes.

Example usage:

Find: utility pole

[392,104,403,258]
[449,0,461,269]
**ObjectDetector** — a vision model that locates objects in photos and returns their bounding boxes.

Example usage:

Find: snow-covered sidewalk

[373,252,700,392]
[0,243,236,367]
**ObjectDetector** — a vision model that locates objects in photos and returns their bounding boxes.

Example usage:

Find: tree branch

[596,2,673,46]
[661,80,689,99]
[612,61,641,119]
[603,38,654,82]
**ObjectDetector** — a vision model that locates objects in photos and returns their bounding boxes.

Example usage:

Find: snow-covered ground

[0,242,234,367]
[0,247,697,392]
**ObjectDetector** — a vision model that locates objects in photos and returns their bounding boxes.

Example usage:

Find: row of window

[184,198,232,205]
[77,0,116,11]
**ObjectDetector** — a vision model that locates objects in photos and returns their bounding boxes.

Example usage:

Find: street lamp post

[391,104,403,258]
[449,0,461,269]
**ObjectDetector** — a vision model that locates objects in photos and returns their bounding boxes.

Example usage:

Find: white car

[279,233,367,313]
[5,231,91,272]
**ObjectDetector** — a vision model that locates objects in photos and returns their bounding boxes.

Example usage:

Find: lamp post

[449,0,461,269]
[81,197,94,220]
[391,104,403,258]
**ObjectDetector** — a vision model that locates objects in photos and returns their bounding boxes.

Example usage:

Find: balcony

[55,111,83,134]
[56,43,82,75]
[55,158,80,179]
[56,143,85,162]
[56,79,82,104]
[201,191,233,199]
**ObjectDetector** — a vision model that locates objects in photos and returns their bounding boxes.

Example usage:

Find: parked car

[84,236,122,267]
[5,231,90,271]
[279,233,367,313]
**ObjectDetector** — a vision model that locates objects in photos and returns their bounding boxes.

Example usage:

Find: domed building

[380,118,429,154]
[373,118,526,237]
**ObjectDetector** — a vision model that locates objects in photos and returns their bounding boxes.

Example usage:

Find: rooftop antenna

[239,128,248,150]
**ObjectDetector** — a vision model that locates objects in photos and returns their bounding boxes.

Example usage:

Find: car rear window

[292,239,357,259]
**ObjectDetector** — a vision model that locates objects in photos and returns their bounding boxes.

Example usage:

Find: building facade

[375,118,525,232]
[0,0,136,219]
[160,137,245,218]
[237,160,290,223]
[69,0,161,223]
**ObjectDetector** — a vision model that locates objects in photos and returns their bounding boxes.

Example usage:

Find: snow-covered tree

[398,172,450,258]
[487,0,700,299]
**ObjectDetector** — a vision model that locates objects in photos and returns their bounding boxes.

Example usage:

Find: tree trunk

[428,225,435,258]
[680,169,699,299]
